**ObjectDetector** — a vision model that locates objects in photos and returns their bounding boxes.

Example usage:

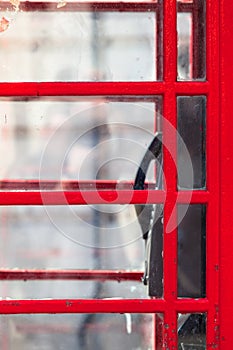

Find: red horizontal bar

[174,298,209,313]
[0,1,194,12]
[0,190,165,205]
[0,82,209,97]
[177,190,209,203]
[0,298,209,314]
[0,180,153,191]
[0,190,209,205]
[0,269,143,282]
[0,299,165,314]
[1,1,158,12]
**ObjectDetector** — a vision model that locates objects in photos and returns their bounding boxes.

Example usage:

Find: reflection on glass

[0,313,155,350]
[178,313,206,349]
[178,205,206,298]
[0,97,161,181]
[177,13,192,80]
[177,96,206,189]
[0,11,157,81]
[177,0,206,80]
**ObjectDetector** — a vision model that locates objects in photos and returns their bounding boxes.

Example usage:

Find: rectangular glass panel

[177,13,192,80]
[177,0,206,80]
[0,96,162,182]
[177,96,206,189]
[0,280,147,299]
[178,313,206,349]
[0,313,156,350]
[134,204,164,297]
[0,205,145,270]
[0,203,164,298]
[0,9,158,81]
[148,204,163,297]
[178,205,206,298]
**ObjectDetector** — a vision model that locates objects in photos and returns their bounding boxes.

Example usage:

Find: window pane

[0,313,156,350]
[147,204,163,297]
[134,204,164,297]
[0,9,159,81]
[177,13,192,80]
[177,0,206,80]
[178,313,206,349]
[0,205,145,270]
[0,280,148,300]
[178,205,206,298]
[0,97,161,182]
[177,96,206,189]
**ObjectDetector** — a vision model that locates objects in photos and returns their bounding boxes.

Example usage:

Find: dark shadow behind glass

[178,204,206,298]
[177,96,206,189]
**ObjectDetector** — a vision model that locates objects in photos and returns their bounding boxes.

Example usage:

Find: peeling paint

[10,0,20,8]
[0,0,20,33]
[57,1,67,8]
[65,301,73,307]
[0,17,10,33]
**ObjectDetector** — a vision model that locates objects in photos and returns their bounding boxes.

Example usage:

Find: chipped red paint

[0,298,209,314]
[205,0,220,347]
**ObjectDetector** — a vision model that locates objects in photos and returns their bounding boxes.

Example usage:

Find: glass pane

[0,97,162,182]
[177,0,206,80]
[177,13,192,80]
[178,205,206,298]
[147,204,163,297]
[177,96,206,189]
[0,8,159,81]
[178,313,206,349]
[0,205,146,269]
[0,202,165,298]
[0,313,156,350]
[134,204,164,297]
[0,280,147,300]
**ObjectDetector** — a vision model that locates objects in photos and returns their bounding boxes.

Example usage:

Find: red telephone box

[0,0,232,349]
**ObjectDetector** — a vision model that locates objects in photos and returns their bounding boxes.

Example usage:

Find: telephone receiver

[133,132,206,343]
[133,131,163,297]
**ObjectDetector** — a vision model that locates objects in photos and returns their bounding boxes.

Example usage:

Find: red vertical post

[163,0,177,348]
[156,0,163,81]
[219,0,233,347]
[206,0,220,347]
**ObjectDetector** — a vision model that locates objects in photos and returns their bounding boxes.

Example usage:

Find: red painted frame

[0,0,228,348]
[219,0,233,347]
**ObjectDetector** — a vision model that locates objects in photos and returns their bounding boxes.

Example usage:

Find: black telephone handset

[134,132,206,344]
[133,132,163,297]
